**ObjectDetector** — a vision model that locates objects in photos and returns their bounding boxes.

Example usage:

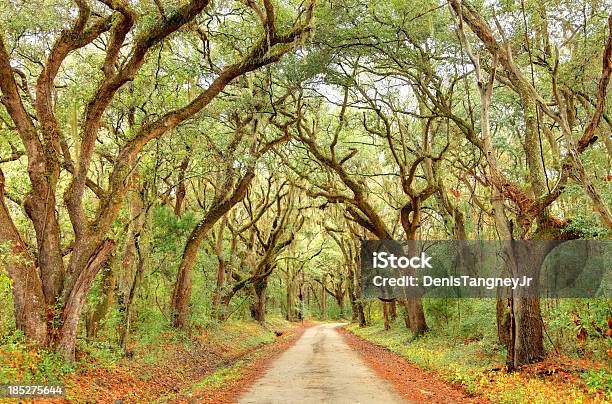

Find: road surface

[237,323,408,404]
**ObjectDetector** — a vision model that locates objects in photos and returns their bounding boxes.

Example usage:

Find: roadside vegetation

[346,298,611,403]
[1,316,299,402]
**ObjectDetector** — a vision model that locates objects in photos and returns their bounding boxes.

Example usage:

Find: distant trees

[170,110,291,328]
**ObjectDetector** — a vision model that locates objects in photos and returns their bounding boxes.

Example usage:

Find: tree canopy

[0,0,610,377]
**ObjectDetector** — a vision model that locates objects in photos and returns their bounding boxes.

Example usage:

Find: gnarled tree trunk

[0,169,47,342]
[250,276,269,322]
[56,240,116,359]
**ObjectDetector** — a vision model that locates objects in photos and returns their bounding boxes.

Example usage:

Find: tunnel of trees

[0,0,610,374]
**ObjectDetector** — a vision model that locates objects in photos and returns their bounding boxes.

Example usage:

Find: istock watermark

[372,251,433,269]
[361,240,610,299]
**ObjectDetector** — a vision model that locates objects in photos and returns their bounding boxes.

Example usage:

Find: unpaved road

[237,323,408,404]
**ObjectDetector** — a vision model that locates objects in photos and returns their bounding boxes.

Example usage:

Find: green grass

[193,359,246,390]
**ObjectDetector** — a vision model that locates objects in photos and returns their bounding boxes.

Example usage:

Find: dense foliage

[0,0,610,400]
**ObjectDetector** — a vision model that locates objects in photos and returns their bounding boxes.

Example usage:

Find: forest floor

[0,319,307,403]
[344,323,611,403]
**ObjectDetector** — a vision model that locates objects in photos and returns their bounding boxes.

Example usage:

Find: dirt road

[237,323,409,404]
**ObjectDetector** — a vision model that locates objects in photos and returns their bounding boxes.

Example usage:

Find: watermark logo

[372,251,433,269]
[361,240,610,299]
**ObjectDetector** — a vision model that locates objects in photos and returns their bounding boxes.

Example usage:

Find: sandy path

[237,323,409,404]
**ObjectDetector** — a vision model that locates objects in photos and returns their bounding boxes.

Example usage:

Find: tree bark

[496,292,512,347]
[320,274,327,318]
[210,216,229,320]
[211,258,227,320]
[119,234,145,351]
[117,181,147,303]
[347,264,359,322]
[286,273,293,321]
[250,276,269,322]
[400,215,429,336]
[405,297,427,335]
[512,297,543,367]
[401,300,411,330]
[0,169,47,342]
[505,241,556,368]
[174,155,189,217]
[383,302,390,331]
[56,239,115,360]
[331,284,345,317]
[389,300,397,321]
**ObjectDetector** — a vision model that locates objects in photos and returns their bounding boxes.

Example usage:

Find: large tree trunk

[117,181,146,315]
[404,297,427,336]
[512,297,543,367]
[250,277,268,322]
[211,258,226,320]
[349,270,366,327]
[56,240,115,360]
[496,292,512,347]
[171,240,198,328]
[334,289,345,317]
[401,300,411,329]
[347,264,359,323]
[24,166,64,307]
[506,241,551,369]
[397,234,429,336]
[356,302,366,327]
[350,297,358,322]
[0,169,47,342]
